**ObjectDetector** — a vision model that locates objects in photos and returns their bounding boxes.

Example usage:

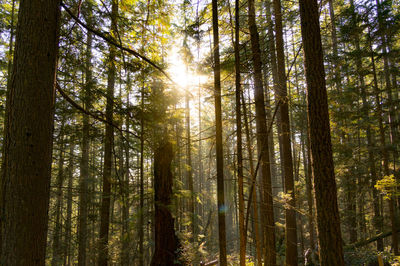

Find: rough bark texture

[248,0,276,264]
[272,0,298,264]
[0,0,61,264]
[211,0,228,265]
[150,141,182,266]
[299,0,345,265]
[98,1,117,264]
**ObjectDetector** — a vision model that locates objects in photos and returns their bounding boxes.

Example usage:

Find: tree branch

[60,2,173,83]
[56,82,139,139]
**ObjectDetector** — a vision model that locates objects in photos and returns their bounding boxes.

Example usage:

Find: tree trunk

[78,8,93,266]
[52,124,66,265]
[98,1,117,264]
[241,89,262,266]
[272,0,298,264]
[299,1,345,265]
[185,88,195,241]
[64,141,75,266]
[248,0,276,264]
[211,0,227,264]
[150,141,182,265]
[304,125,315,251]
[121,89,131,266]
[265,0,283,194]
[233,0,246,264]
[0,0,61,264]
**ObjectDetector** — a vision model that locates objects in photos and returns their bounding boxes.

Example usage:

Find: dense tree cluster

[0,0,399,265]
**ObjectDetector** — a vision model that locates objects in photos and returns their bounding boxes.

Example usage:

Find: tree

[211,0,227,264]
[299,0,345,265]
[248,0,276,264]
[78,5,94,265]
[0,0,61,264]
[151,140,183,265]
[272,0,298,264]
[233,0,245,264]
[98,0,118,264]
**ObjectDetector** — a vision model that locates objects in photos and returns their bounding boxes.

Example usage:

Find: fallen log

[200,259,218,266]
[345,228,400,250]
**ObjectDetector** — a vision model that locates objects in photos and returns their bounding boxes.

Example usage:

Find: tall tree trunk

[98,1,118,264]
[0,0,61,264]
[150,141,182,265]
[52,123,66,265]
[121,89,131,266]
[211,0,227,264]
[242,89,262,266]
[265,0,283,193]
[78,9,93,266]
[302,129,315,250]
[272,1,298,264]
[299,1,345,265]
[139,84,145,266]
[232,0,246,264]
[185,88,195,241]
[248,0,276,264]
[64,141,75,266]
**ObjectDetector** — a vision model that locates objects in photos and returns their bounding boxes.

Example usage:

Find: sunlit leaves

[375,175,400,199]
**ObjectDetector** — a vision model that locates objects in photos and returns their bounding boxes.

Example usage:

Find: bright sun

[167,46,207,92]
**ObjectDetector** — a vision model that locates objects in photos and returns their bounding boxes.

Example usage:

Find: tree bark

[272,0,298,264]
[241,89,262,266]
[185,86,195,241]
[0,0,61,264]
[52,123,66,265]
[98,1,118,264]
[248,0,276,264]
[64,141,75,266]
[233,0,246,264]
[121,87,131,266]
[138,71,147,265]
[299,1,345,265]
[150,141,182,266]
[78,7,93,266]
[211,0,227,264]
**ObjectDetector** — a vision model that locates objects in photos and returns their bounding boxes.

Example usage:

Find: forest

[0,0,399,265]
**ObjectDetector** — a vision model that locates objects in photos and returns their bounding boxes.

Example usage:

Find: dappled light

[1,0,399,265]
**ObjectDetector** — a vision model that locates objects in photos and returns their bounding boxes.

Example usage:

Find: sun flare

[167,46,208,92]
